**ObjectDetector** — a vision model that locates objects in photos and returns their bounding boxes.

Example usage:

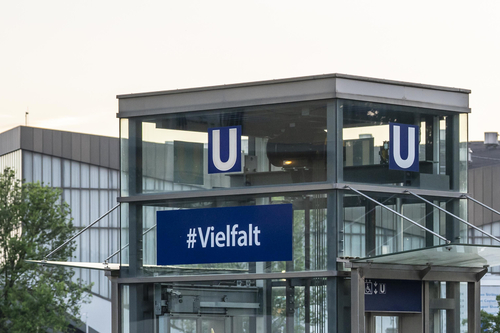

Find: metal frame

[350,262,483,333]
[348,262,486,282]
[345,186,450,243]
[407,190,500,243]
[116,270,345,284]
[114,74,478,333]
[117,74,471,118]
[117,182,466,204]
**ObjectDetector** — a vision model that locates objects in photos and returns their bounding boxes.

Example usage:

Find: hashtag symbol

[186,228,197,249]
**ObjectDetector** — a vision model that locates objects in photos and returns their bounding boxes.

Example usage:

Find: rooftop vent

[485,132,499,147]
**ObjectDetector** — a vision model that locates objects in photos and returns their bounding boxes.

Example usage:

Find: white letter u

[212,128,238,171]
[393,125,415,169]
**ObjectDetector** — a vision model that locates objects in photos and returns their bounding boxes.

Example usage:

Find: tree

[479,295,500,332]
[462,295,500,332]
[0,168,91,332]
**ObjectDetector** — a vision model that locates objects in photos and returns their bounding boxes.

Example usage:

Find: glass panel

[121,193,328,276]
[120,118,129,197]
[90,190,99,221]
[62,159,71,188]
[120,101,330,195]
[100,229,108,263]
[111,170,119,189]
[81,189,90,230]
[341,100,461,191]
[71,190,80,227]
[100,269,108,299]
[100,167,109,189]
[170,319,196,333]
[73,225,80,261]
[121,284,130,333]
[459,113,468,193]
[33,153,42,182]
[374,316,398,333]
[71,161,80,188]
[90,229,99,294]
[99,190,109,228]
[51,157,61,187]
[341,190,482,258]
[23,151,33,183]
[152,278,328,333]
[342,192,452,258]
[121,203,129,266]
[353,244,500,268]
[42,155,51,185]
[110,190,119,228]
[201,319,224,333]
[81,163,89,188]
[110,229,120,264]
[90,165,99,188]
[80,223,89,262]
[460,282,468,333]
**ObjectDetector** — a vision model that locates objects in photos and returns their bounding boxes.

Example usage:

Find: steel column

[468,281,481,333]
[351,267,365,333]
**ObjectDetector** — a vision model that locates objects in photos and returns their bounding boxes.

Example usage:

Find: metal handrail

[345,186,450,244]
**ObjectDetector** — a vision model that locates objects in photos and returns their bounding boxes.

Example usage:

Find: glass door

[374,316,399,333]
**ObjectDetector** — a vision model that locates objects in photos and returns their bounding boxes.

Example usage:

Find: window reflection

[341,100,461,190]
[122,102,329,195]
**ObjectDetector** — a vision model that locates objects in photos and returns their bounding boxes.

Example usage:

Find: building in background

[469,132,500,314]
[0,126,120,333]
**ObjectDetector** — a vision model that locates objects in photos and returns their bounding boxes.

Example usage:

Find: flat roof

[117,73,471,99]
[0,126,119,170]
[117,73,471,118]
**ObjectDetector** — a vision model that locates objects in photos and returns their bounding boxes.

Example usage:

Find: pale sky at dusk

[1,0,498,141]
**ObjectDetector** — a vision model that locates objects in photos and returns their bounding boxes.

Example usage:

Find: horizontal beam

[117,270,345,284]
[118,182,465,204]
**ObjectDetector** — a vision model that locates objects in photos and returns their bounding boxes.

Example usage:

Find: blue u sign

[208,125,242,174]
[389,123,419,172]
[157,204,293,266]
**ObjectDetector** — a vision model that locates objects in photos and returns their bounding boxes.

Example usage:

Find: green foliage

[479,295,500,332]
[0,168,91,332]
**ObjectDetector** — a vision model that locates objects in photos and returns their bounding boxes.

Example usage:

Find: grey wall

[469,165,500,227]
[0,126,119,170]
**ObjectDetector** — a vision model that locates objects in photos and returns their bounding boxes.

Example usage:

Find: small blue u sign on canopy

[208,126,242,174]
[389,123,419,172]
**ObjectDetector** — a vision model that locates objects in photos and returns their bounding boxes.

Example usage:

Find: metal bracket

[476,266,489,281]
[419,264,432,279]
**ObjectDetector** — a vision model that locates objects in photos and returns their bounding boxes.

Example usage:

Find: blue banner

[157,204,293,265]
[389,123,419,172]
[365,279,422,312]
[208,125,242,174]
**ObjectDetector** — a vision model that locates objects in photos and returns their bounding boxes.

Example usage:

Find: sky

[0,1,498,141]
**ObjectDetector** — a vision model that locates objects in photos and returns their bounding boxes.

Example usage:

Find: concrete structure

[0,126,119,332]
